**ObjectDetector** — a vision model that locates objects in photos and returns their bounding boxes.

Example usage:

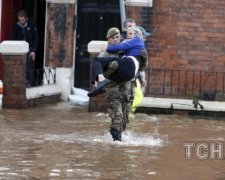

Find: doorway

[75,0,121,90]
[23,0,46,72]
[0,0,46,80]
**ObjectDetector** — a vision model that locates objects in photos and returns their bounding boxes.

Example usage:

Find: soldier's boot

[117,131,121,141]
[103,61,119,79]
[110,127,121,141]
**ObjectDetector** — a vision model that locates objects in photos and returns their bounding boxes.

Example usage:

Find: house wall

[125,0,225,99]
[148,0,225,71]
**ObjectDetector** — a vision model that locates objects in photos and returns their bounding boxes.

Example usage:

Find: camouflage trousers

[105,81,135,132]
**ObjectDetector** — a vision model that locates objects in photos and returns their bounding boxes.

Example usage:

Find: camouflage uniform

[98,51,134,132]
[105,81,134,131]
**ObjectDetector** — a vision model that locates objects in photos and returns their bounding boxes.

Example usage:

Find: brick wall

[88,95,107,113]
[126,1,225,97]
[126,0,225,71]
[2,55,27,108]
[148,0,225,71]
[45,3,75,67]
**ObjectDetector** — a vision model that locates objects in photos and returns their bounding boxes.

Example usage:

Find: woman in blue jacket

[88,26,148,97]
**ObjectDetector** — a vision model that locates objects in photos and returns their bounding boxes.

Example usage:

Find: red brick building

[1,0,225,110]
[127,0,225,101]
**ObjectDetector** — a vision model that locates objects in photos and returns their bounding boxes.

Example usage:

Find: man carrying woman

[88,26,148,98]
[98,27,134,141]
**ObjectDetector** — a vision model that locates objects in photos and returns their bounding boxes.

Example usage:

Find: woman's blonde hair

[127,26,143,39]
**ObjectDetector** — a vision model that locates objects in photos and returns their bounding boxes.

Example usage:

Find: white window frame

[125,0,153,7]
[45,0,77,4]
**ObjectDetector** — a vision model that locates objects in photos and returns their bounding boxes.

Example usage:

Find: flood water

[0,102,225,180]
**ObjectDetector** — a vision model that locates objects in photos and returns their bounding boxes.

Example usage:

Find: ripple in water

[42,130,163,147]
[94,131,163,147]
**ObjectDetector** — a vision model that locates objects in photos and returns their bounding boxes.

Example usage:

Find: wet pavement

[0,102,225,179]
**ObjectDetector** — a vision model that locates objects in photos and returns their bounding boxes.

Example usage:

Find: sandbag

[71,87,88,97]
[68,94,89,105]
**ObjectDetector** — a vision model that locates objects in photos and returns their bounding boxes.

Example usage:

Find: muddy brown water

[0,102,225,179]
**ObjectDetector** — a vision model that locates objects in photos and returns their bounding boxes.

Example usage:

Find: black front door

[75,0,121,90]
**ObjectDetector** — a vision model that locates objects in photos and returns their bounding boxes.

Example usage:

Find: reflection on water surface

[0,102,225,179]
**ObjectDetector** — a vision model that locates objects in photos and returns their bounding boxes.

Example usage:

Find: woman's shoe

[88,79,110,97]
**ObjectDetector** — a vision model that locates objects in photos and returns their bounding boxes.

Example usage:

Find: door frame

[0,0,2,41]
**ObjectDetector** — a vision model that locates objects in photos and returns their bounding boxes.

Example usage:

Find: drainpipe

[120,0,126,31]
